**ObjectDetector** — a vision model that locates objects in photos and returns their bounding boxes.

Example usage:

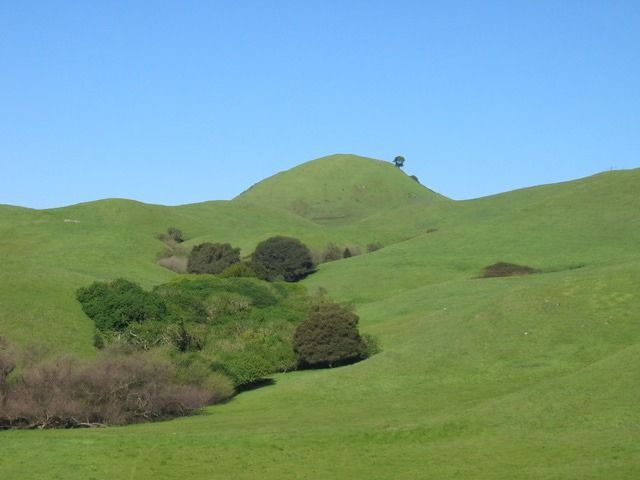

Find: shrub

[187,242,241,275]
[343,248,352,259]
[212,350,275,387]
[362,333,382,357]
[114,321,168,350]
[167,322,206,352]
[154,286,209,324]
[171,353,234,403]
[346,245,362,256]
[481,262,538,278]
[366,242,383,253]
[0,337,17,409]
[251,236,315,282]
[210,327,297,387]
[204,293,252,322]
[321,243,342,263]
[157,277,278,309]
[167,227,185,243]
[293,302,366,368]
[219,262,257,278]
[76,279,167,332]
[0,350,229,428]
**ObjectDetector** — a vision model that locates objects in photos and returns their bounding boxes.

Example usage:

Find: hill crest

[234,154,448,223]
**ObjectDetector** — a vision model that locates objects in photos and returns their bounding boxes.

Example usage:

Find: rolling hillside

[0,155,639,479]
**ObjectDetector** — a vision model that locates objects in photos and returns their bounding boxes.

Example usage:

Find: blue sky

[1,1,639,208]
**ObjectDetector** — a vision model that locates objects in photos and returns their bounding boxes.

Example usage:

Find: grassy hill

[235,154,449,223]
[1,155,639,479]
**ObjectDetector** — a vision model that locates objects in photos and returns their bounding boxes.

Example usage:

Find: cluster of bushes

[318,243,357,263]
[0,341,231,429]
[77,274,379,382]
[159,227,384,275]
[182,235,315,282]
[3,274,379,429]
[77,276,312,387]
[316,242,383,264]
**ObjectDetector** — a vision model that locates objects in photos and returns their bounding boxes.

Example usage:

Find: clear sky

[1,1,639,209]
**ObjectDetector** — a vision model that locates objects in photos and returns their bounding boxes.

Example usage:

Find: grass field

[1,155,639,478]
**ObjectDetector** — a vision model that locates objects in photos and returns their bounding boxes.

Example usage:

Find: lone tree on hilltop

[393,155,405,168]
[187,242,241,275]
[293,301,366,368]
[251,236,315,282]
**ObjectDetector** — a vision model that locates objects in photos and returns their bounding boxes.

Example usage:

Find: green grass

[1,155,639,478]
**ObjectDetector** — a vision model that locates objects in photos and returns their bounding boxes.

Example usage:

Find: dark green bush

[187,242,241,275]
[251,236,315,282]
[293,302,366,368]
[481,262,538,278]
[76,279,166,333]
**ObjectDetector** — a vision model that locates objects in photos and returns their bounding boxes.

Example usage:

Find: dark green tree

[393,155,405,168]
[251,236,315,282]
[187,242,241,275]
[293,302,366,368]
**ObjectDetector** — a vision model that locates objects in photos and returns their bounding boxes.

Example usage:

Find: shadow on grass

[235,377,276,393]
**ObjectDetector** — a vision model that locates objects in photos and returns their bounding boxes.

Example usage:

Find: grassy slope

[1,157,639,478]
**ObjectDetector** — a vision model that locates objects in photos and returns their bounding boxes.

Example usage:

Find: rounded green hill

[234,154,448,223]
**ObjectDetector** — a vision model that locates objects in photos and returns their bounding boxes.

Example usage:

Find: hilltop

[0,156,639,479]
[235,154,449,223]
